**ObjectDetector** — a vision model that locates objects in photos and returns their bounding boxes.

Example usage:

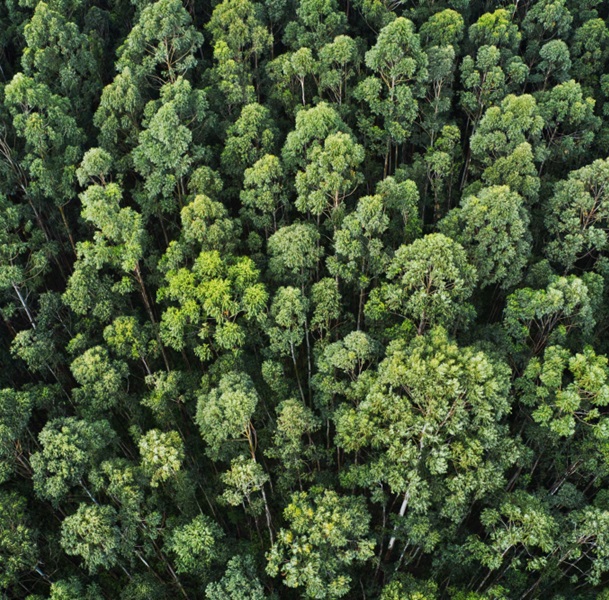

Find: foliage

[4,0,609,598]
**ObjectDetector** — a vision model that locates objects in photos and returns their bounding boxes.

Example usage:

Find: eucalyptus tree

[355,17,428,175]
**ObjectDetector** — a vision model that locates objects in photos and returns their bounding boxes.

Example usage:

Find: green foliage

[0,491,37,590]
[159,250,267,359]
[139,429,184,487]
[368,233,476,333]
[545,157,609,271]
[60,504,121,573]
[440,185,531,289]
[206,554,267,599]
[335,328,516,527]
[5,0,609,598]
[31,418,116,506]
[164,514,223,576]
[266,487,374,598]
[503,274,599,355]
[0,389,32,483]
[196,371,259,459]
[70,346,128,416]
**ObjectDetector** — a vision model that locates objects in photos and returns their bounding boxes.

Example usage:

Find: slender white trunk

[386,491,410,554]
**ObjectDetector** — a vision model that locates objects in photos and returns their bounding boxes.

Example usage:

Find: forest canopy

[3,0,609,598]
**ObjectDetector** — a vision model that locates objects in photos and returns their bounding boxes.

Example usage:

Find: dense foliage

[3,0,609,597]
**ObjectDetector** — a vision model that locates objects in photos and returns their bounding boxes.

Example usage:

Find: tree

[31,417,116,506]
[533,40,572,89]
[131,77,207,224]
[503,274,600,356]
[356,17,428,175]
[206,555,267,600]
[268,286,309,401]
[0,389,32,484]
[266,487,374,599]
[164,514,223,577]
[318,35,361,106]
[469,94,544,201]
[221,103,278,184]
[0,192,51,322]
[468,9,521,54]
[536,80,599,174]
[220,454,273,541]
[295,131,365,227]
[571,18,609,90]
[367,233,476,334]
[196,371,259,460]
[158,250,267,360]
[70,346,128,417]
[283,0,347,51]
[178,193,240,255]
[207,0,272,112]
[4,73,85,251]
[521,0,573,65]
[267,223,323,287]
[281,102,350,173]
[335,328,517,559]
[240,154,287,236]
[464,492,557,592]
[328,193,391,327]
[266,398,320,491]
[60,504,122,574]
[439,185,531,289]
[459,45,528,135]
[21,1,100,119]
[116,0,203,84]
[312,330,381,417]
[544,157,609,271]
[138,429,184,488]
[46,577,103,600]
[0,491,38,591]
[517,344,609,491]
